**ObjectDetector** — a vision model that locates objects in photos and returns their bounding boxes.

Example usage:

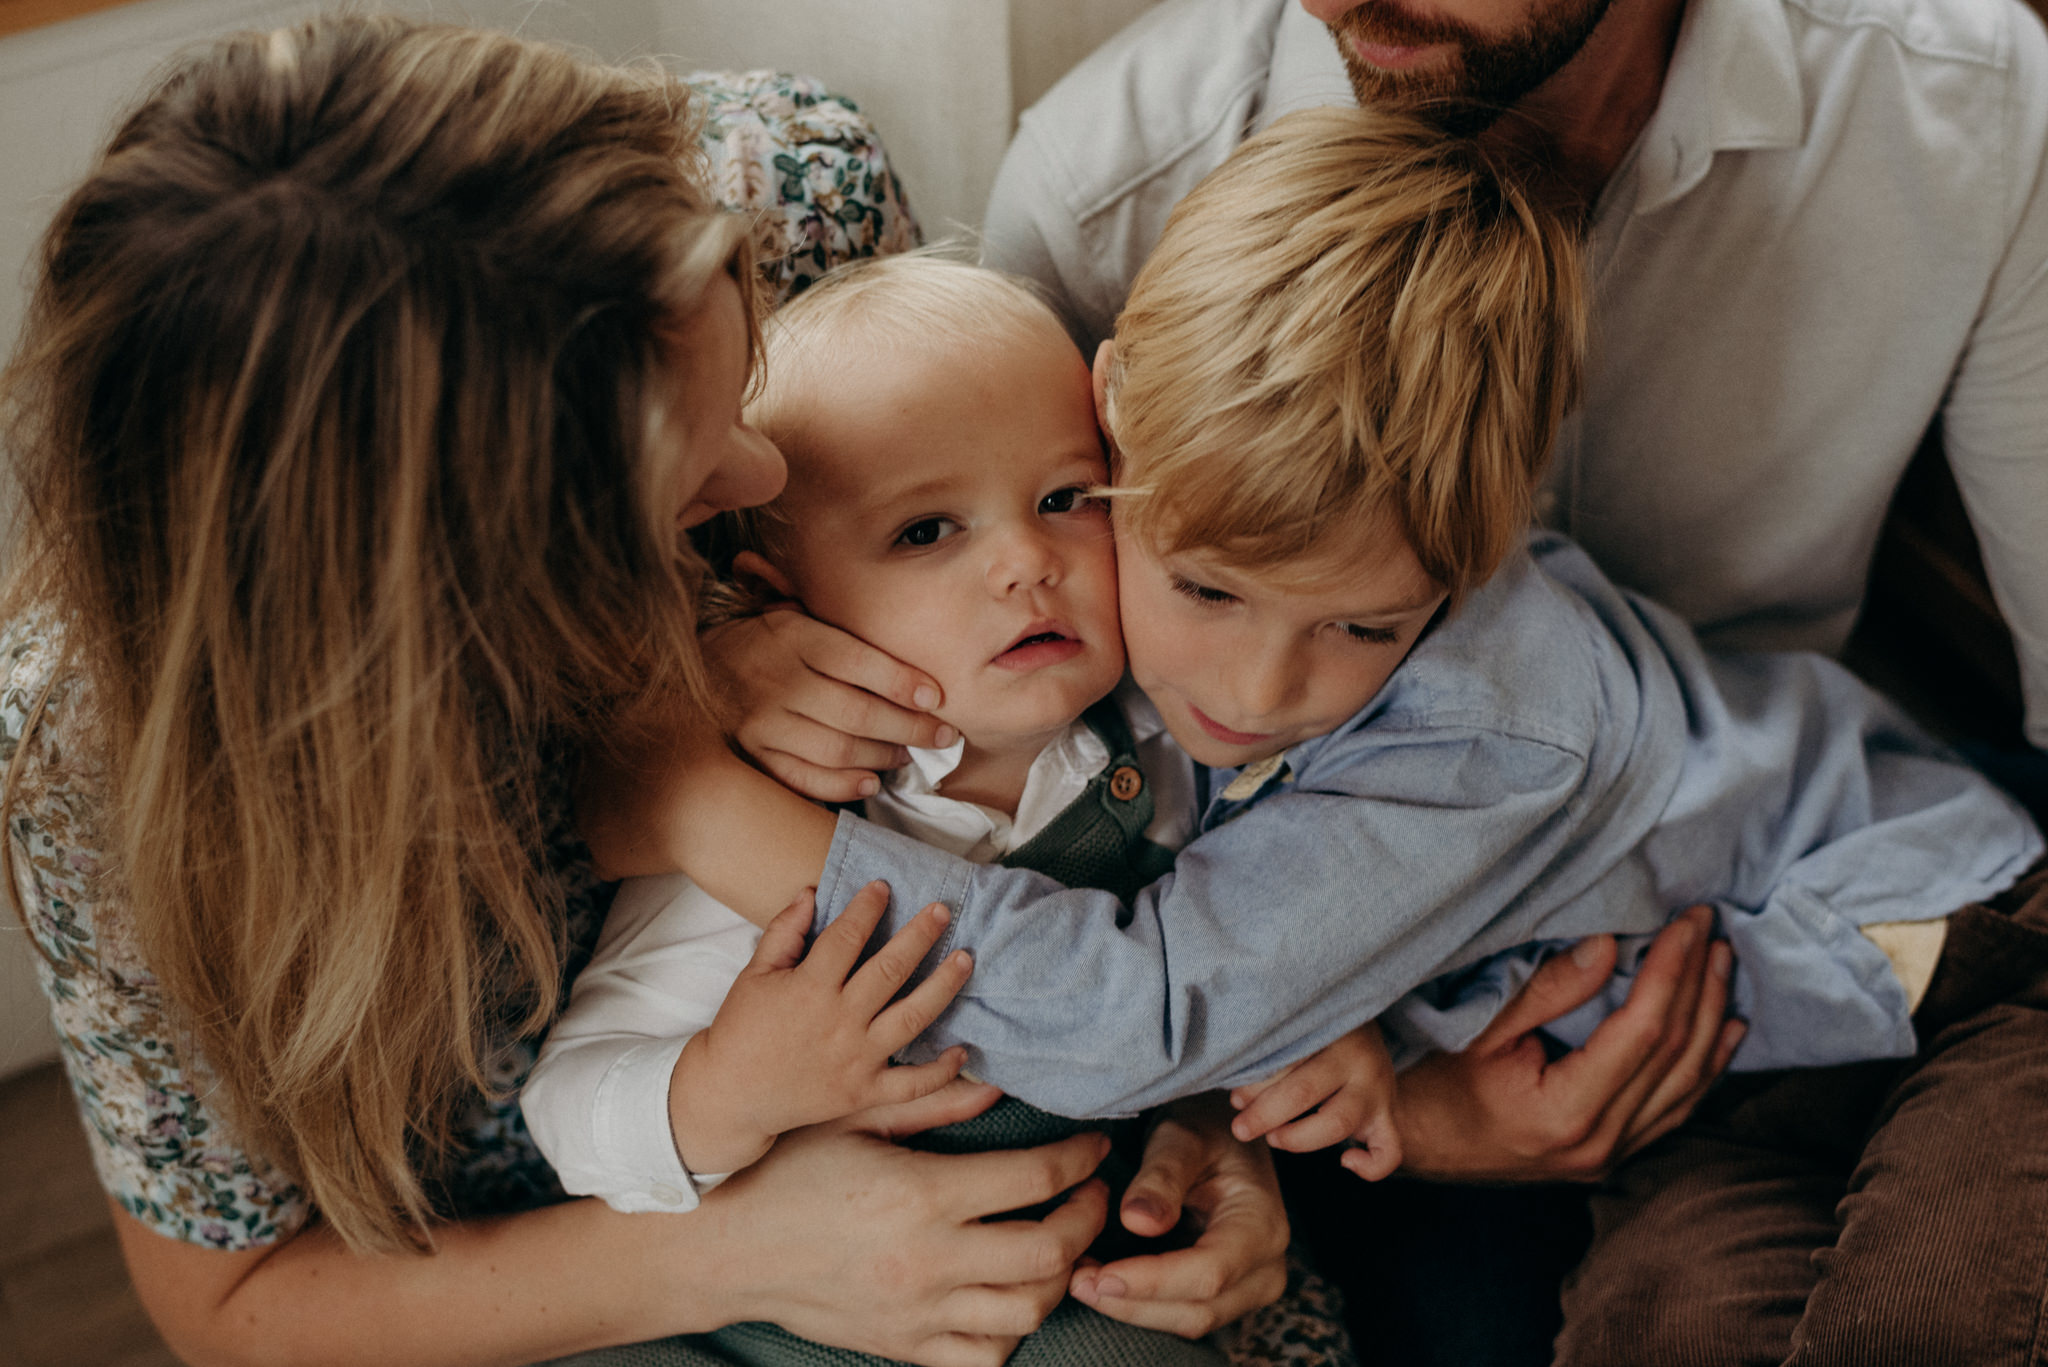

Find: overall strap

[1000,697,1176,910]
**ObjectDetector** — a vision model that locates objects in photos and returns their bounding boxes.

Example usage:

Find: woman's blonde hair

[1104,106,1586,602]
[1,13,754,1251]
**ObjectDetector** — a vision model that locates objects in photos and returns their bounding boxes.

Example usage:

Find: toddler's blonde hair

[1104,106,1586,602]
[702,252,1076,597]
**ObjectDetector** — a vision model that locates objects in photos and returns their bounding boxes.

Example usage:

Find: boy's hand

[1225,1022,1403,1180]
[669,882,973,1175]
[704,603,956,803]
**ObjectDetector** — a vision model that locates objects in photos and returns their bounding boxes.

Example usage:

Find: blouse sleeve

[690,71,923,304]
[2,621,308,1249]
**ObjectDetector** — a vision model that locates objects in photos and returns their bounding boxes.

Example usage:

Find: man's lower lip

[1189,705,1274,746]
[993,638,1084,672]
[1350,36,1449,68]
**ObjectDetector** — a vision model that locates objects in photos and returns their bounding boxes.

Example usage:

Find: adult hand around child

[114,1078,1110,1367]
[713,1078,1117,1366]
[1393,907,1745,1182]
[705,603,956,802]
[1070,1093,1290,1338]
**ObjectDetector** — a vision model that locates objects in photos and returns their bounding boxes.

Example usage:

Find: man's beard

[1327,0,1614,132]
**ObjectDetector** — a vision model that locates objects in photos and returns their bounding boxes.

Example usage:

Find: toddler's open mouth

[993,624,1083,671]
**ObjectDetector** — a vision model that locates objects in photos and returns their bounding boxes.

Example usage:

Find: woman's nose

[682,426,786,527]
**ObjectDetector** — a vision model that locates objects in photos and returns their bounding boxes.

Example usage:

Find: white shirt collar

[1628,0,1805,214]
[873,715,1113,862]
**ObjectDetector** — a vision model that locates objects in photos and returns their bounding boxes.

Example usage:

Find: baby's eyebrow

[851,473,956,515]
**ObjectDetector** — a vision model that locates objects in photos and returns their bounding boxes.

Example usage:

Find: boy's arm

[524,876,969,1206]
[810,729,1636,1118]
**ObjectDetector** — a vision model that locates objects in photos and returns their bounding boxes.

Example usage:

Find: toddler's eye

[1039,486,1093,515]
[1170,574,1235,606]
[896,517,960,548]
[1342,623,1402,646]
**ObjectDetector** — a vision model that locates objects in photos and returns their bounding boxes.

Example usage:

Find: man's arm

[1934,5,2048,750]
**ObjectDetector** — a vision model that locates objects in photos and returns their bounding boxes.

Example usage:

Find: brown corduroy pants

[1556,862,2048,1367]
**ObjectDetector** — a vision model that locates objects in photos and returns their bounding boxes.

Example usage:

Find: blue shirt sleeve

[815,726,1589,1118]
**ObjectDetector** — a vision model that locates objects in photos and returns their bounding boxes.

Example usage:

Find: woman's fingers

[951,1175,1112,1286]
[943,1134,1112,1224]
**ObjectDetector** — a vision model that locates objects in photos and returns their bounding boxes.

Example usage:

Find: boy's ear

[732,550,800,604]
[1090,339,1117,433]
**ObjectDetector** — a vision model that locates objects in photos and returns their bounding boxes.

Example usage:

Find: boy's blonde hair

[1104,106,1586,602]
[703,252,1073,594]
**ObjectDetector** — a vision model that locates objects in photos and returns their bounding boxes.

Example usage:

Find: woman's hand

[1068,1093,1290,1338]
[708,1079,1113,1367]
[1393,906,1745,1182]
[704,605,954,803]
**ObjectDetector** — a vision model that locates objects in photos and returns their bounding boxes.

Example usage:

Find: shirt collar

[1632,0,1804,214]
[1261,1,1355,131]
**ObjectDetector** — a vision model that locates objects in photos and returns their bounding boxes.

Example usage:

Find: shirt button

[650,1183,688,1207]
[1109,766,1143,801]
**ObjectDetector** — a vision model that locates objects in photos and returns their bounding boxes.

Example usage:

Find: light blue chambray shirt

[808,534,2042,1118]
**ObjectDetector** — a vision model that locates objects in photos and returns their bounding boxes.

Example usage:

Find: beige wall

[0,0,1162,1078]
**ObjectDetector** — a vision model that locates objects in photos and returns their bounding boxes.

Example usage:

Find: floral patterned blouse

[7,70,919,1251]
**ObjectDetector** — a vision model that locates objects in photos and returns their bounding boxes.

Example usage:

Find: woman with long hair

[2,15,1285,1363]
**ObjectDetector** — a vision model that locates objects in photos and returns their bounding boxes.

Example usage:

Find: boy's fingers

[847,902,953,1017]
[1230,1070,1331,1142]
[803,880,892,980]
[866,1049,967,1108]
[743,890,817,975]
[1470,934,1619,1054]
[1339,1129,1403,1181]
[871,946,973,1054]
[1263,1103,1358,1153]
[855,1077,1004,1138]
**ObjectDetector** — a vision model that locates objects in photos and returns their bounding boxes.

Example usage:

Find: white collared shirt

[519,687,1194,1213]
[984,0,2048,744]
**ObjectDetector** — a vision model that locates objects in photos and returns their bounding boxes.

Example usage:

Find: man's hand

[705,600,956,803]
[669,883,972,1174]
[1069,1094,1290,1338]
[1226,1023,1402,1179]
[1395,907,1745,1182]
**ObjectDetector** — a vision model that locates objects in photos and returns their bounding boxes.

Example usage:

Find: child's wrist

[668,1033,775,1176]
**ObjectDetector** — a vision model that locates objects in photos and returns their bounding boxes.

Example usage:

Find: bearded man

[983,1,2048,1363]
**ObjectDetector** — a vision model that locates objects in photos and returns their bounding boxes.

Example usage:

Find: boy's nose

[986,526,1062,595]
[1229,645,1301,719]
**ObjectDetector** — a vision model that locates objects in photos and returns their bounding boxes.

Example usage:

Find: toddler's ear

[732,550,799,604]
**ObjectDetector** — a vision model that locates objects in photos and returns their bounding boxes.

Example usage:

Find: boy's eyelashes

[895,516,961,548]
[890,487,1104,549]
[1169,572,1237,606]
[1166,572,1405,646]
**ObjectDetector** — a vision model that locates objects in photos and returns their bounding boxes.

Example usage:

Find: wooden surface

[0,0,136,39]
[0,1063,178,1367]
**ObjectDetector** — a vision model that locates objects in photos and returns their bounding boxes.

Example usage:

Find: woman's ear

[732,550,800,604]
